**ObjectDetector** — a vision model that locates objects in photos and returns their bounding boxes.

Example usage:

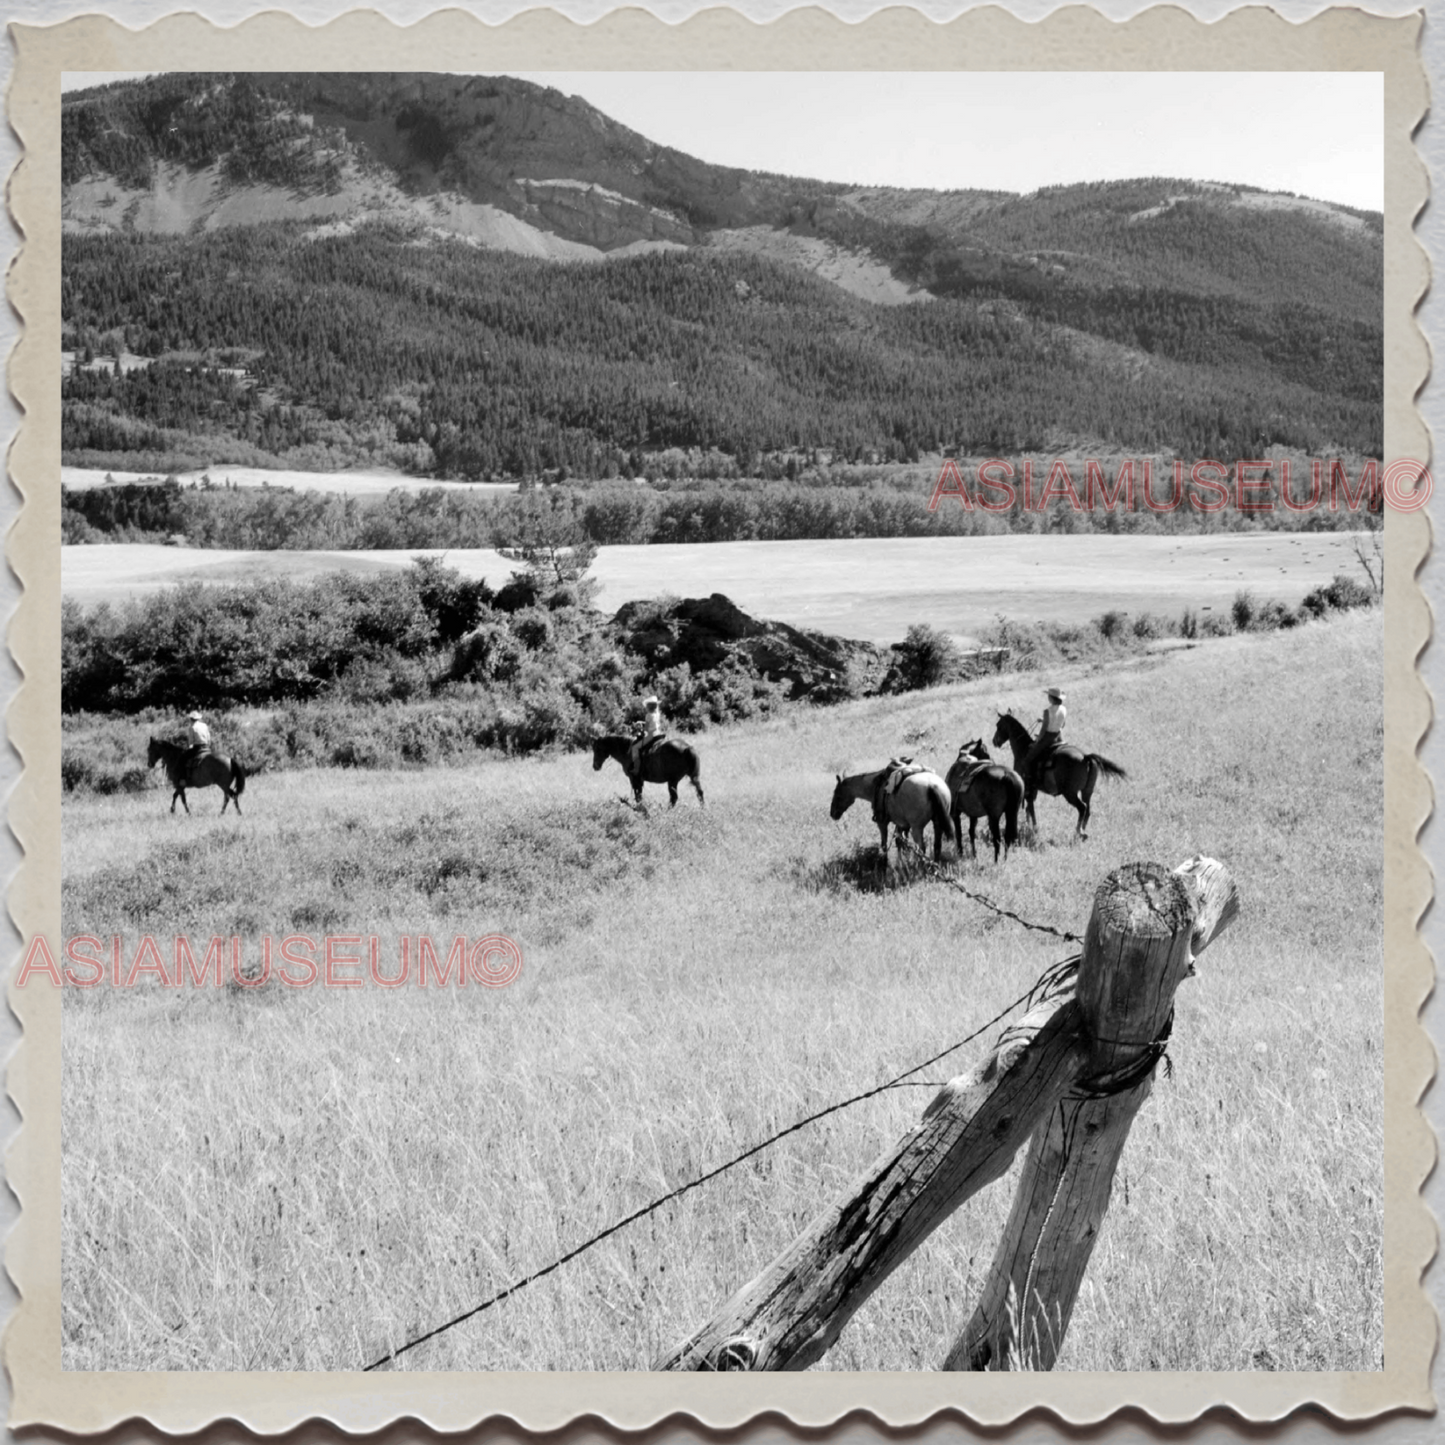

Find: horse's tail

[1004,773,1022,847]
[233,758,247,795]
[1087,754,1127,781]
[927,781,952,839]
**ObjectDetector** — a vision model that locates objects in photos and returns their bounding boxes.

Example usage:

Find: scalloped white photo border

[4,6,1432,1434]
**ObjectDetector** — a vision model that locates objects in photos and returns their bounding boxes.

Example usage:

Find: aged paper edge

[5,4,1433,1433]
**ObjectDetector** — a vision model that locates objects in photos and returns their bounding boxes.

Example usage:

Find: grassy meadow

[59,609,1383,1372]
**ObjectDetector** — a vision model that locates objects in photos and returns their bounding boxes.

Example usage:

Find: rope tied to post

[1074,1008,1176,1098]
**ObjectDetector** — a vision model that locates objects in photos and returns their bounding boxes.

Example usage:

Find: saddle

[951,752,990,787]
[881,757,923,796]
[873,757,924,825]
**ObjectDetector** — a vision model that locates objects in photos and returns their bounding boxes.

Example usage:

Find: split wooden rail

[656,856,1239,1372]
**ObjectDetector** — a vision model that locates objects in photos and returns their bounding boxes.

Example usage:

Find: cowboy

[182,710,212,783]
[628,695,666,777]
[1021,688,1066,789]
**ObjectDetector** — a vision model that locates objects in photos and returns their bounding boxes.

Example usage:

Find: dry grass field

[59,610,1382,1373]
[62,530,1367,642]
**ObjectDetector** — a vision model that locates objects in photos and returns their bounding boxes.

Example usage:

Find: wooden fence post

[946,857,1240,1370]
[655,856,1237,1373]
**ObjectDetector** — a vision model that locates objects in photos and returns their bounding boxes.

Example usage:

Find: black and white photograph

[10,6,1431,1427]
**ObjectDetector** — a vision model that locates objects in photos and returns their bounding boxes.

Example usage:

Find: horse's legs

[988,810,1002,864]
[1062,787,1088,838]
[691,773,705,806]
[1024,786,1038,829]
[1078,764,1097,837]
[667,781,679,807]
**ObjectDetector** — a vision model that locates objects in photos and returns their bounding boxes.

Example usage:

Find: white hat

[644,695,660,707]
[187,710,204,719]
[1045,688,1065,703]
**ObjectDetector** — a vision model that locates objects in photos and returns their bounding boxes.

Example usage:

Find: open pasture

[60,612,1383,1371]
[62,529,1366,641]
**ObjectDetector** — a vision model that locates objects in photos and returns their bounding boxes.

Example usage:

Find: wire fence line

[362,952,1080,1370]
[361,835,1084,1369]
[896,834,1084,943]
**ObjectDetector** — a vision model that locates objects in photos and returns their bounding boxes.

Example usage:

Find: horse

[830,766,953,864]
[991,710,1126,839]
[592,734,704,808]
[147,737,247,815]
[944,740,1023,863]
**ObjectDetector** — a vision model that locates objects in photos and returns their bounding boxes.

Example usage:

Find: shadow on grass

[794,840,943,895]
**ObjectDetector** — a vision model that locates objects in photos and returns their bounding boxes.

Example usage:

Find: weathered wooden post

[655,856,1237,1372]
[947,856,1239,1370]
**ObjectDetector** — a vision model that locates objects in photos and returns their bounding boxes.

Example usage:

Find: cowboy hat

[1044,688,1065,702]
[643,695,660,707]
[187,710,205,719]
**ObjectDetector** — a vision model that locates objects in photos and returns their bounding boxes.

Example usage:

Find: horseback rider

[183,710,212,763]
[1021,687,1066,789]
[628,695,666,778]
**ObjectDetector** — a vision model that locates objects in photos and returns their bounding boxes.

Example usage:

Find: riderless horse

[830,764,953,863]
[945,740,1023,863]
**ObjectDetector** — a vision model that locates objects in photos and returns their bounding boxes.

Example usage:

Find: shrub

[886,623,964,692]
[450,622,524,684]
[1301,574,1376,618]
[1096,609,1127,641]
[1179,608,1199,640]
[1131,612,1162,641]
[1253,598,1300,631]
[1231,589,1257,632]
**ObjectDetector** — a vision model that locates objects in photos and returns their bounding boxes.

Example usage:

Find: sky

[63,70,1383,211]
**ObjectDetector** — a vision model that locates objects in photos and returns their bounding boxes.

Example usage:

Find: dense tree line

[62,226,1383,480]
[61,451,1384,553]
[63,73,346,191]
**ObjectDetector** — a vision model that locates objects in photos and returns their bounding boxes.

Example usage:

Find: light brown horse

[148,737,247,815]
[830,766,953,863]
[991,710,1125,839]
[945,740,1023,863]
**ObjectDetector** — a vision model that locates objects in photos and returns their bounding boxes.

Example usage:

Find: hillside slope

[60,73,1383,478]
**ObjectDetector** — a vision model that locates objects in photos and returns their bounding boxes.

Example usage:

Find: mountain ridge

[60,72,1384,478]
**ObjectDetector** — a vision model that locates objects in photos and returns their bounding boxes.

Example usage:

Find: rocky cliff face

[610,593,887,702]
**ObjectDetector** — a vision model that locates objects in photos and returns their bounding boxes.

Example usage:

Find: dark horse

[592,734,704,808]
[148,737,247,815]
[991,710,1126,839]
[945,740,1023,863]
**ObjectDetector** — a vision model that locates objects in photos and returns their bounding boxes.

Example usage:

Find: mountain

[60,72,1383,478]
